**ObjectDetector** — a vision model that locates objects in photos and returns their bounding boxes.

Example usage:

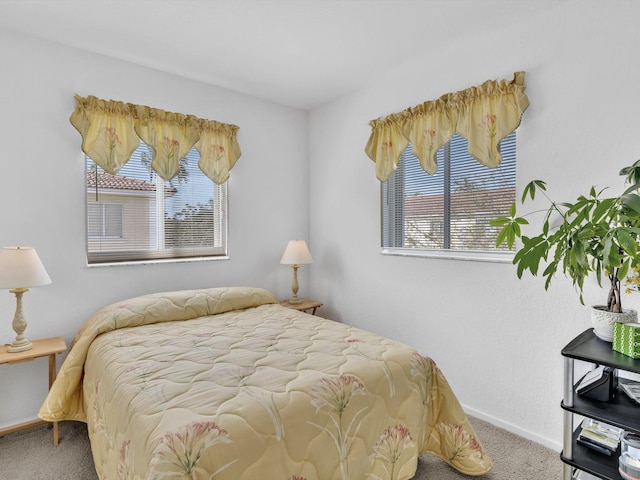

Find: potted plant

[491,160,640,341]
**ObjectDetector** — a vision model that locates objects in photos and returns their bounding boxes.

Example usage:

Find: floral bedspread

[39,287,492,479]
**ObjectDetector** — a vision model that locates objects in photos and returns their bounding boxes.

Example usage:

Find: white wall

[308,0,640,450]
[0,29,309,428]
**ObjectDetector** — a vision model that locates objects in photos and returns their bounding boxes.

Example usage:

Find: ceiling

[0,0,568,110]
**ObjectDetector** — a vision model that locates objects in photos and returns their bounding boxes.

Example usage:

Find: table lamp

[280,240,313,304]
[0,247,52,352]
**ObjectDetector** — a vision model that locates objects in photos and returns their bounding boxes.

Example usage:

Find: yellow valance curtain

[365,72,529,182]
[70,95,241,184]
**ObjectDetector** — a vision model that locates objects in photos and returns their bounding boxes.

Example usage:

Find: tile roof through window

[86,170,177,195]
[403,187,515,217]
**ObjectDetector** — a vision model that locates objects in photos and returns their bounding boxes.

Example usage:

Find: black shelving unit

[561,328,640,480]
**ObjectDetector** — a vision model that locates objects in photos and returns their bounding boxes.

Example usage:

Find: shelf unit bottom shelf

[561,428,621,480]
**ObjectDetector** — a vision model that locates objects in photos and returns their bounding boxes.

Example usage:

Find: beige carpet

[0,416,561,479]
[414,416,563,479]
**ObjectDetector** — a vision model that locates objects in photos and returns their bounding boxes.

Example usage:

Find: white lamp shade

[0,247,52,289]
[280,240,314,265]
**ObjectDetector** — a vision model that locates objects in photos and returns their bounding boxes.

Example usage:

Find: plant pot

[591,305,638,342]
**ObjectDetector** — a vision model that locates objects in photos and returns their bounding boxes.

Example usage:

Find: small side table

[0,336,67,445]
[280,298,323,315]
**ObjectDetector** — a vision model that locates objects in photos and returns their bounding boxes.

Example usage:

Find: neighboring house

[403,187,515,250]
[86,170,177,252]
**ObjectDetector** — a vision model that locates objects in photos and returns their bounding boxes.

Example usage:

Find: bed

[39,286,492,479]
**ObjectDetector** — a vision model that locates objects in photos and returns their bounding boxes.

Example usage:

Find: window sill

[87,255,230,268]
[381,247,514,264]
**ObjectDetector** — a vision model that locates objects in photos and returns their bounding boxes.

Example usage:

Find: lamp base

[289,265,302,305]
[8,339,32,353]
[7,287,33,353]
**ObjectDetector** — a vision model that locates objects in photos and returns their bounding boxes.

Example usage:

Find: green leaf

[534,180,547,191]
[512,222,522,238]
[495,226,510,248]
[623,183,640,195]
[544,274,553,290]
[490,217,511,227]
[602,234,617,267]
[621,193,640,214]
[513,235,548,278]
[529,243,549,276]
[521,181,546,203]
[621,160,640,185]
[617,229,637,256]
[543,260,557,277]
[591,198,615,222]
[618,259,630,281]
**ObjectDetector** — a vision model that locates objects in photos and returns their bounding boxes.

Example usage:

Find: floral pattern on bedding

[39,287,492,479]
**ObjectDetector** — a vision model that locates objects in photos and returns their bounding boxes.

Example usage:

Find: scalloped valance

[70,95,241,184]
[365,72,529,182]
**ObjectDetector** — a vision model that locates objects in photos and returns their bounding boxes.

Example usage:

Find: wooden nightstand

[280,298,323,315]
[0,336,67,445]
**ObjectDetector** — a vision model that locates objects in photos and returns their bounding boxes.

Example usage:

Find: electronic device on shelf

[576,366,618,402]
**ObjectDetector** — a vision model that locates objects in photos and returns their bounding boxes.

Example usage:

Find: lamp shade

[280,240,314,265]
[0,247,52,289]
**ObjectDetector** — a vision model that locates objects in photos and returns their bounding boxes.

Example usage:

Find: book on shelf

[620,380,640,405]
[576,436,615,456]
[578,418,623,454]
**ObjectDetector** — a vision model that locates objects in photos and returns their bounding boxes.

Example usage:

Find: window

[86,142,227,264]
[382,131,516,259]
[88,203,123,238]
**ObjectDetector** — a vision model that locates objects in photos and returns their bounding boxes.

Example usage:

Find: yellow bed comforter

[39,287,492,479]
